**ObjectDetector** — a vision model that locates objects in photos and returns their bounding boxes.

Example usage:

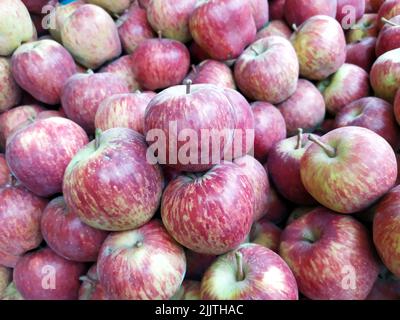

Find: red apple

[373,185,400,277]
[11,39,76,105]
[0,154,10,187]
[376,15,400,57]
[317,63,370,114]
[395,89,400,125]
[346,13,378,43]
[85,0,130,14]
[189,41,211,62]
[138,0,150,9]
[61,4,121,69]
[251,101,287,163]
[117,3,155,54]
[377,0,400,29]
[0,58,21,113]
[269,0,286,20]
[249,218,281,252]
[345,36,377,72]
[161,162,254,255]
[268,130,317,205]
[249,0,269,30]
[22,0,49,14]
[278,79,325,135]
[280,207,380,300]
[335,97,400,150]
[171,280,201,300]
[235,36,298,104]
[14,247,86,300]
[95,92,155,135]
[366,0,385,13]
[291,15,346,80]
[366,268,400,300]
[41,196,108,262]
[97,220,186,300]
[264,183,292,223]
[336,0,365,26]
[300,127,397,214]
[285,0,337,27]
[0,266,12,298]
[131,37,190,91]
[189,0,256,61]
[286,206,316,225]
[61,71,130,134]
[201,243,298,300]
[78,264,109,300]
[256,20,292,40]
[185,250,216,281]
[63,128,163,231]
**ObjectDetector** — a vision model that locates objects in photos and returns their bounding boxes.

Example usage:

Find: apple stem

[250,47,259,55]
[292,24,298,32]
[79,276,95,285]
[86,69,94,75]
[191,64,197,74]
[296,128,303,149]
[95,129,102,150]
[135,89,142,94]
[308,135,336,158]
[9,174,17,187]
[186,79,192,94]
[235,251,245,282]
[135,241,143,248]
[157,30,162,39]
[382,17,399,27]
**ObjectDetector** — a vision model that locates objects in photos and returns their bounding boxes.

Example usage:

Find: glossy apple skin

[189,0,256,61]
[97,220,186,300]
[300,127,397,214]
[345,36,377,72]
[171,280,201,300]
[317,63,370,115]
[233,155,270,221]
[268,133,317,205]
[278,79,325,136]
[117,4,155,54]
[376,16,400,57]
[144,84,236,172]
[0,58,21,113]
[61,72,130,134]
[201,243,298,300]
[256,20,292,40]
[269,0,285,20]
[365,0,385,13]
[0,0,34,56]
[284,0,337,27]
[251,102,287,163]
[373,185,400,277]
[249,0,269,30]
[0,154,10,186]
[100,55,140,92]
[280,208,380,300]
[61,4,121,69]
[131,38,190,91]
[14,247,86,300]
[250,218,281,252]
[235,36,298,104]
[41,197,108,262]
[291,15,346,81]
[370,48,400,102]
[185,250,216,281]
[64,128,163,231]
[86,0,130,14]
[346,14,378,43]
[336,0,365,24]
[11,39,76,105]
[147,0,197,43]
[79,264,109,300]
[377,0,400,30]
[0,266,12,298]
[6,117,88,197]
[335,97,400,150]
[161,162,254,255]
[95,92,156,135]
[184,60,236,89]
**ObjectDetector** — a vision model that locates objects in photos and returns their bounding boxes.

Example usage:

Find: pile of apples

[1,0,400,300]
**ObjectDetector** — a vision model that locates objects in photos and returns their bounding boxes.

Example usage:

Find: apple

[0,154,10,186]
[394,89,400,125]
[300,127,397,214]
[201,243,298,300]
[345,13,378,43]
[79,264,109,300]
[184,60,236,89]
[284,0,337,27]
[249,218,281,252]
[280,207,380,300]
[189,42,211,62]
[336,0,365,26]
[147,0,197,43]
[162,162,254,255]
[286,206,316,225]
[117,3,155,54]
[61,4,121,69]
[41,196,108,262]
[269,0,285,20]
[97,220,186,300]
[335,97,400,150]
[189,0,256,61]
[249,0,269,30]
[185,250,216,281]
[377,0,400,30]
[268,130,317,205]
[370,48,400,102]
[85,0,130,14]
[0,182,47,268]
[64,128,163,231]
[1,282,23,300]
[366,0,385,13]
[317,63,370,115]
[131,37,190,91]
[277,79,326,136]
[366,268,400,300]
[0,266,11,298]
[0,0,34,56]
[144,83,236,172]
[61,71,130,134]
[262,184,291,224]
[14,247,86,300]
[233,155,270,221]
[373,185,400,277]
[0,58,21,113]
[291,15,346,80]
[346,36,377,72]
[171,280,201,300]
[256,20,292,40]
[11,39,76,105]
[251,102,287,163]
[376,16,400,57]
[95,92,156,135]
[99,55,140,92]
